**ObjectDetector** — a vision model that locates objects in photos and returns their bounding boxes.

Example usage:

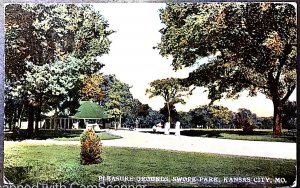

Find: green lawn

[5,130,122,141]
[4,144,296,187]
[180,129,296,142]
[53,132,122,141]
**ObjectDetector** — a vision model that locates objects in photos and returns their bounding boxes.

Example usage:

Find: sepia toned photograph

[3,2,297,187]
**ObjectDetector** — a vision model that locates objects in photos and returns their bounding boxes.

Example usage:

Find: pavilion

[70,101,111,131]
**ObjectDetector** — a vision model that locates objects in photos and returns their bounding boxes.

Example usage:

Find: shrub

[233,108,257,134]
[80,129,103,165]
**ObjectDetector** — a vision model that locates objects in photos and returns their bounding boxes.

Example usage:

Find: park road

[104,130,296,160]
[6,129,296,160]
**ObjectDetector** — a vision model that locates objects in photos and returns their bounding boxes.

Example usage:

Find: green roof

[71,101,111,119]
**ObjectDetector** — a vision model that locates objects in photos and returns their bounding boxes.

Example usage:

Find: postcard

[2,2,297,188]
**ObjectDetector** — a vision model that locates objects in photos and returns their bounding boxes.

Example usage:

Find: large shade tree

[157,3,296,136]
[5,4,113,135]
[146,78,190,123]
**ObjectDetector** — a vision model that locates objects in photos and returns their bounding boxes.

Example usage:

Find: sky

[92,3,296,117]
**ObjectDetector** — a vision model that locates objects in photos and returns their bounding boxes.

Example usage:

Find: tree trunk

[17,104,24,129]
[273,100,283,136]
[53,108,58,129]
[118,115,122,129]
[34,106,41,132]
[166,102,171,123]
[102,119,106,129]
[27,104,35,137]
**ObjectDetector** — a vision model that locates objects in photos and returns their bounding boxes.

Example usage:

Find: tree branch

[281,84,296,103]
[275,43,292,82]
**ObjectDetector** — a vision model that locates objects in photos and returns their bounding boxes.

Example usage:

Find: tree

[146,78,190,123]
[209,105,233,128]
[25,56,82,130]
[282,101,296,129]
[101,75,134,129]
[233,108,257,133]
[5,4,113,135]
[80,73,104,102]
[159,103,179,125]
[140,109,164,128]
[188,105,233,129]
[188,106,210,128]
[122,99,150,128]
[178,111,192,128]
[157,3,296,136]
[259,117,273,129]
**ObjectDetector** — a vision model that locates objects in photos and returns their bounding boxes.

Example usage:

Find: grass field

[180,129,296,142]
[53,132,122,141]
[5,129,122,141]
[4,144,296,187]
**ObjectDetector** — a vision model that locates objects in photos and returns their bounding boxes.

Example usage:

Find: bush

[80,129,103,165]
[233,109,257,134]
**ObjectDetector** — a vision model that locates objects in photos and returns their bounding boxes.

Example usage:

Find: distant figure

[164,122,170,135]
[175,121,181,136]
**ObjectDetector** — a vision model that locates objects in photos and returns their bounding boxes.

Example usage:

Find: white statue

[175,121,181,136]
[152,125,157,132]
[164,122,170,135]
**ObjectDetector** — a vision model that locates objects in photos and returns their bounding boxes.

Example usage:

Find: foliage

[5,4,113,134]
[136,103,150,117]
[282,101,296,129]
[25,56,81,106]
[80,73,104,101]
[177,111,192,128]
[122,99,151,128]
[80,129,102,165]
[5,4,113,78]
[209,105,233,128]
[101,75,134,128]
[143,109,163,128]
[259,117,274,129]
[188,105,233,128]
[124,107,164,128]
[233,108,257,133]
[159,103,179,125]
[146,77,190,123]
[157,3,296,135]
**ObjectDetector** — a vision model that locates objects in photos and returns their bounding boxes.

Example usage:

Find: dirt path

[5,130,296,160]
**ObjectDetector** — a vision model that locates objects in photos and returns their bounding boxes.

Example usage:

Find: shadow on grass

[180,130,296,142]
[4,166,32,183]
[5,129,83,141]
[181,130,223,138]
